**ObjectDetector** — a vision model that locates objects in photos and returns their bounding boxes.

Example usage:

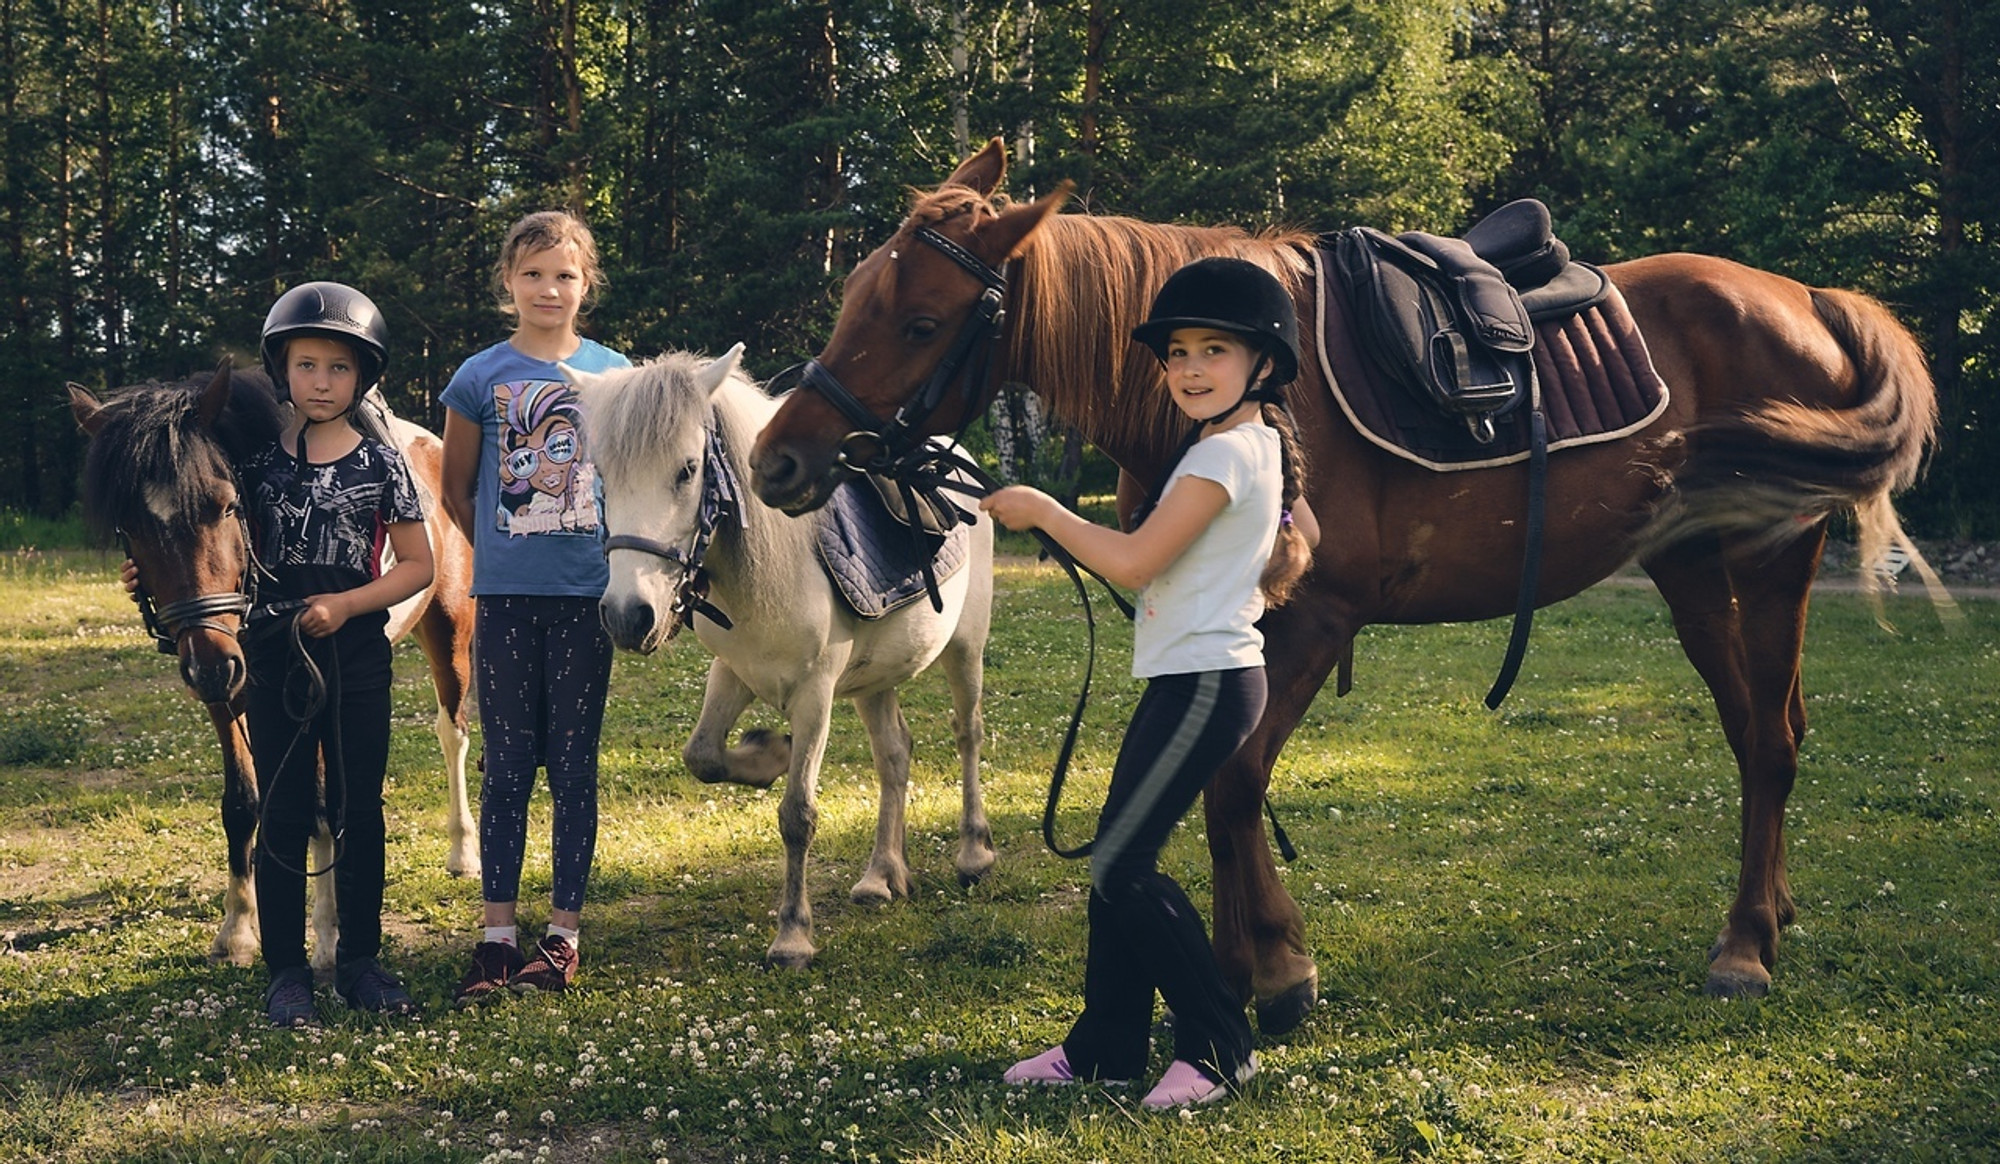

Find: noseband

[783,226,1009,476]
[120,507,259,657]
[602,413,744,637]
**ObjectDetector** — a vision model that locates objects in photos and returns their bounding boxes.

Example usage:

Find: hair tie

[1279,509,1294,527]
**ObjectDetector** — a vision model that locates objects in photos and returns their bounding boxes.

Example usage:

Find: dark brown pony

[748,140,1944,1030]
[70,365,479,968]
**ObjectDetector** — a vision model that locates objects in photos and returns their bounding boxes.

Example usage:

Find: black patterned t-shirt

[242,437,427,606]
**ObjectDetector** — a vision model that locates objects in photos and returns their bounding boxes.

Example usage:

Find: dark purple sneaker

[453,940,526,1008]
[264,965,319,1029]
[336,957,417,1016]
[509,934,578,993]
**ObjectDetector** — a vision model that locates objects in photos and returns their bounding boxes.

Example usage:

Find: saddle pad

[1312,245,1670,470]
[816,476,973,619]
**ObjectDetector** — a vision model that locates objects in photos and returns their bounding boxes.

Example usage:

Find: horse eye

[904,317,940,342]
[675,458,699,486]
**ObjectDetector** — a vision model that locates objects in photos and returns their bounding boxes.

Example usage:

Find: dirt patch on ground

[1821,537,2000,590]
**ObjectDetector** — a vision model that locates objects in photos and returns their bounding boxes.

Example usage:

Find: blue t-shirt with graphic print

[440,337,631,598]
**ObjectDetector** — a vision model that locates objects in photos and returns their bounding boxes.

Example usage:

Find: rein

[878,440,1137,860]
[786,224,1297,863]
[781,223,1137,859]
[247,603,350,878]
[603,412,744,636]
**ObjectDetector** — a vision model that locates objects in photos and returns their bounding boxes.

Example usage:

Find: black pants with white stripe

[1062,666,1265,1083]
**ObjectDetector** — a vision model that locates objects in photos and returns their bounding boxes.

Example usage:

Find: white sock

[546,923,579,950]
[484,925,518,948]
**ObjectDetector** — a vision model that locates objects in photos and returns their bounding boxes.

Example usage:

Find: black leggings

[475,594,614,914]
[247,628,392,974]
[1062,667,1265,1083]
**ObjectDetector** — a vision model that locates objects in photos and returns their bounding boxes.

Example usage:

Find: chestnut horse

[70,365,479,969]
[747,140,1942,1030]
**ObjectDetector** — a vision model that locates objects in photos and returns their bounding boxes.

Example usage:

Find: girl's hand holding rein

[981,477,1226,592]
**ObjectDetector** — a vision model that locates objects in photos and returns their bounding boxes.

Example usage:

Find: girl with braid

[981,257,1317,1109]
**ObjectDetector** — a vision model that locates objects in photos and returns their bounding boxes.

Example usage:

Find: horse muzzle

[178,632,247,704]
[598,593,674,655]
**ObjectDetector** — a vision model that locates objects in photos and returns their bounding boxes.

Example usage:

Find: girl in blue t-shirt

[981,257,1317,1109]
[440,211,632,1003]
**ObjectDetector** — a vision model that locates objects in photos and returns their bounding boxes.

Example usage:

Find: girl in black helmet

[252,281,433,1024]
[982,256,1316,1109]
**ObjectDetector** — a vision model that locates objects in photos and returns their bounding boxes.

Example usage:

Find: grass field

[0,548,1995,1163]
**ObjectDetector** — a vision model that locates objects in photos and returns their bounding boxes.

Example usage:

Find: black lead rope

[888,440,1314,864]
[880,441,1131,859]
[790,222,1297,862]
[248,605,349,879]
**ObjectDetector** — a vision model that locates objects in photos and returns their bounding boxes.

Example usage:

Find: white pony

[567,346,996,967]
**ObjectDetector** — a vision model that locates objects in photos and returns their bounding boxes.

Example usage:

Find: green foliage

[5,0,1998,532]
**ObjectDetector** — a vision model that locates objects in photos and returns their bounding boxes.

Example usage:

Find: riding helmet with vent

[1130,257,1300,386]
[260,281,389,401]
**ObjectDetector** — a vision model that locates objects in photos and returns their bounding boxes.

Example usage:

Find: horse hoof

[1705,966,1772,998]
[955,847,997,888]
[208,945,257,968]
[1254,974,1319,1037]
[766,946,816,970]
[850,882,895,906]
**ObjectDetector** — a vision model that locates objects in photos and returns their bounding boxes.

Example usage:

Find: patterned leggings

[474,594,614,913]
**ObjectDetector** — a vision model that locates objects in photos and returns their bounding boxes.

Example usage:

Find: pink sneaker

[1003,1045,1078,1085]
[1140,1054,1257,1109]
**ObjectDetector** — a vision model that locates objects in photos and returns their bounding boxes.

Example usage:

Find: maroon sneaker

[453,940,526,1007]
[510,934,578,993]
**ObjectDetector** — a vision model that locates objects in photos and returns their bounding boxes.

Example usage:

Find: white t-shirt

[1130,422,1282,679]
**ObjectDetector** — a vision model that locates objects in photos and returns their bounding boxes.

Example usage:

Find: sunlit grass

[0,558,1994,1162]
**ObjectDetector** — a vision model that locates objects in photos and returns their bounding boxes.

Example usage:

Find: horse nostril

[756,448,802,494]
[601,599,656,645]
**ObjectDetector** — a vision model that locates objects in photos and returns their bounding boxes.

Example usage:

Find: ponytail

[1258,401,1312,607]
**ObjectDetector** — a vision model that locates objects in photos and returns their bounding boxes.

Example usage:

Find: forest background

[4,0,1994,535]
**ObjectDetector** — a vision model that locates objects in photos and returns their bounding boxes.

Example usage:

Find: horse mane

[581,351,718,481]
[904,184,1314,467]
[79,370,286,537]
[581,351,798,569]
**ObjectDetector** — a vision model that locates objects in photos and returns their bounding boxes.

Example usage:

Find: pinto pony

[70,365,478,968]
[747,140,1943,1028]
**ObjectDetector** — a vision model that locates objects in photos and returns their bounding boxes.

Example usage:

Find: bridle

[602,411,743,638]
[781,226,1010,477]
[119,505,260,659]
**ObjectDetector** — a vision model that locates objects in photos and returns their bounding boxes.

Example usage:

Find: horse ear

[979,180,1071,260]
[558,361,596,394]
[67,383,107,435]
[942,137,1008,197]
[195,359,232,429]
[697,343,747,400]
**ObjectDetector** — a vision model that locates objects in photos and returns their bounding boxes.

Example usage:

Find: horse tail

[1645,284,1955,619]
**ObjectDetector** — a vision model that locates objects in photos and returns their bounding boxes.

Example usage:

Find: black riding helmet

[1131,256,1300,387]
[260,281,389,403]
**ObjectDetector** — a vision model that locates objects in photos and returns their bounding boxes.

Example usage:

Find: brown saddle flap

[1311,245,1670,470]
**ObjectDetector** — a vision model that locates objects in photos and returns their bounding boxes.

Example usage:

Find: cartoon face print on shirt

[493,379,599,536]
